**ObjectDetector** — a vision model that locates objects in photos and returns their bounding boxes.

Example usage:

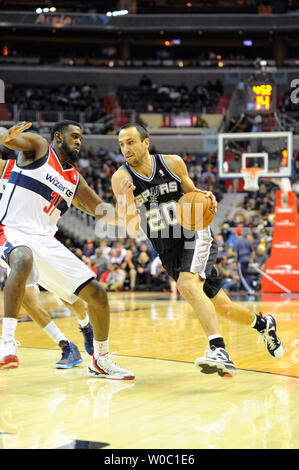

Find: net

[241,167,263,191]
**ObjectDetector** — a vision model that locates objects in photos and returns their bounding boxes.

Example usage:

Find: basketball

[176,191,215,231]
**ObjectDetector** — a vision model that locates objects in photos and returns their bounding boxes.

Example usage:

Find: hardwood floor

[0,291,298,449]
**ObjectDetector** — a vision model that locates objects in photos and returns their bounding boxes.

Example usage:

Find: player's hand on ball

[0,121,32,144]
[195,189,217,214]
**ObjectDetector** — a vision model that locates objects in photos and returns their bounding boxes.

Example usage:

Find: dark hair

[50,120,82,141]
[119,122,149,141]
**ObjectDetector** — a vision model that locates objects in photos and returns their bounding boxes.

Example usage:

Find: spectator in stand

[150,256,170,292]
[226,228,238,247]
[220,223,231,243]
[90,248,109,278]
[193,83,209,108]
[109,264,127,292]
[258,236,267,250]
[225,246,236,265]
[225,214,237,229]
[114,241,127,262]
[249,244,269,290]
[201,164,216,185]
[251,244,268,272]
[233,227,254,295]
[83,240,95,257]
[75,247,83,260]
[139,74,152,93]
[108,246,126,265]
[97,148,107,159]
[217,257,241,292]
[224,261,241,292]
[124,240,139,260]
[250,231,261,250]
[134,252,152,290]
[138,241,157,261]
[242,201,255,224]
[215,234,226,257]
[99,264,114,289]
[99,239,112,257]
[124,238,137,250]
[246,233,258,250]
[121,250,137,291]
[78,149,90,169]
[232,206,246,226]
[99,263,126,291]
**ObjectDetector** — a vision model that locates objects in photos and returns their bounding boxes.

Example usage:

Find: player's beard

[128,147,146,167]
[61,139,79,162]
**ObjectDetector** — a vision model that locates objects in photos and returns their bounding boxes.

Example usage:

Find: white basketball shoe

[195,346,237,377]
[0,338,19,370]
[88,353,135,380]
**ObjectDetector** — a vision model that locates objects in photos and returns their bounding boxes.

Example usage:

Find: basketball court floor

[0,290,298,450]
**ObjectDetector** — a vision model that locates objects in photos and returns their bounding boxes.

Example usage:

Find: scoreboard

[244,79,276,115]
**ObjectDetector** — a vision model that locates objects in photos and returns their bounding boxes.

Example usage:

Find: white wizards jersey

[0,159,14,198]
[0,145,79,236]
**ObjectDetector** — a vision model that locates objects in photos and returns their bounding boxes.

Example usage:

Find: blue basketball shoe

[79,322,94,356]
[55,341,83,369]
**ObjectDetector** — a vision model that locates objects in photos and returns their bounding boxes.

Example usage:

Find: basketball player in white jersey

[112,123,283,378]
[0,120,134,380]
[0,156,94,369]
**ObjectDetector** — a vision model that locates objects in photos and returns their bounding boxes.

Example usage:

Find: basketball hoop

[241,168,262,191]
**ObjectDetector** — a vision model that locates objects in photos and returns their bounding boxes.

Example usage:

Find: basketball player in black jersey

[112,123,284,378]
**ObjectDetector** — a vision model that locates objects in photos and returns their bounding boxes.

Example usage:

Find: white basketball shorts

[0,225,96,303]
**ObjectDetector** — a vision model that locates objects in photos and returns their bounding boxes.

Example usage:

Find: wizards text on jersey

[46,173,74,197]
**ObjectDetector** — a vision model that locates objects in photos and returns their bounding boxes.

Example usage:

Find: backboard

[218,131,293,179]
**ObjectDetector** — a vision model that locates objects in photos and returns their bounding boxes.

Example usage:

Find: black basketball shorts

[159,228,223,299]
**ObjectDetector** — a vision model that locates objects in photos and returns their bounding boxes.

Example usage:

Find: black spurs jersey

[122,154,194,254]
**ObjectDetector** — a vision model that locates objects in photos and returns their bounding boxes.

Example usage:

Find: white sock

[93,339,109,359]
[2,317,18,341]
[43,321,68,345]
[78,313,90,329]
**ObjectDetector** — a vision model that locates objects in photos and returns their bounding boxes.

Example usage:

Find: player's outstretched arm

[163,154,217,213]
[0,121,48,154]
[73,173,106,216]
[72,173,119,223]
